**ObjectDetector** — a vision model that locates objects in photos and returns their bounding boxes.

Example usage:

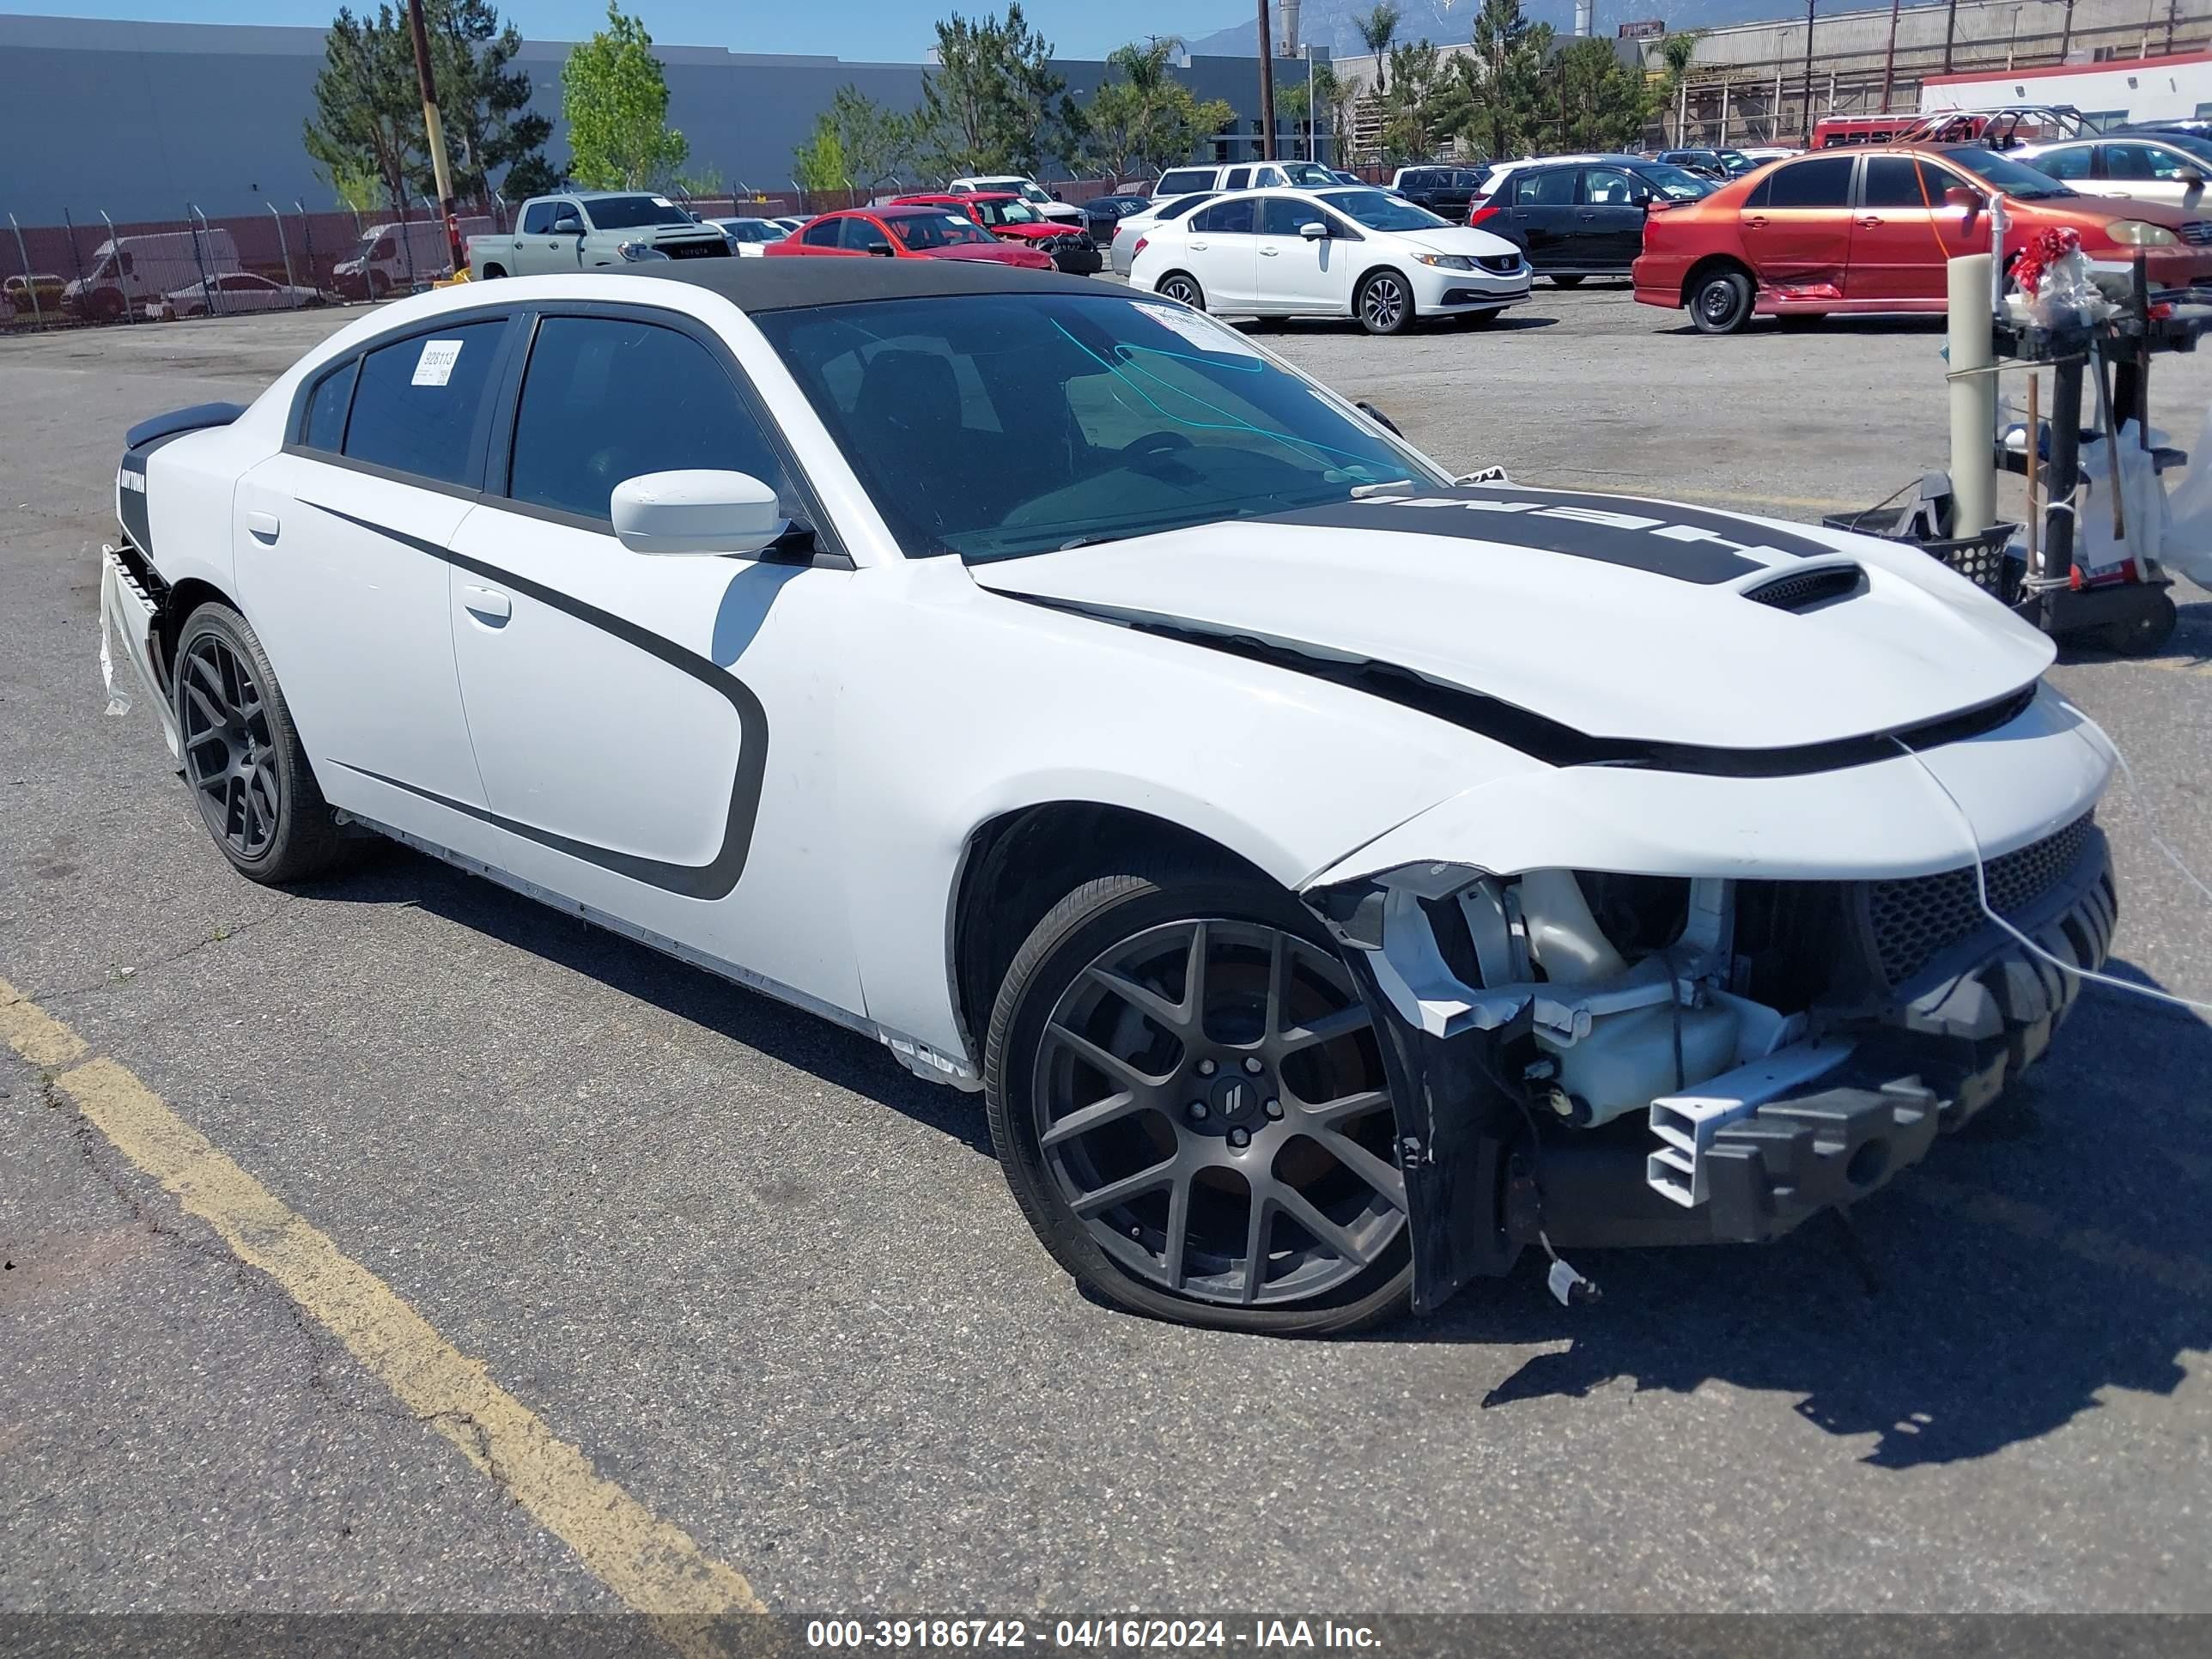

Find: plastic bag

[2077,424,2170,582]
[2014,227,2112,331]
[2162,396,2212,591]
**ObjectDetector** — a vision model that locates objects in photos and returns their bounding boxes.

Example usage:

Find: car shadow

[1662,314,1950,338]
[302,845,996,1158]
[1395,969,2212,1468]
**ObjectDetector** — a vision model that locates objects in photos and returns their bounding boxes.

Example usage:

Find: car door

[2024,143,2099,192]
[1507,166,1578,270]
[445,305,862,1010]
[1741,155,1856,295]
[1576,165,1647,269]
[234,311,520,842]
[1845,151,1948,301]
[1182,197,1258,306]
[2103,141,2198,206]
[1254,195,1352,313]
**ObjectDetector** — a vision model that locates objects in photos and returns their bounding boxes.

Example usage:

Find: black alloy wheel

[1357,271,1413,335]
[173,603,348,884]
[987,866,1413,1334]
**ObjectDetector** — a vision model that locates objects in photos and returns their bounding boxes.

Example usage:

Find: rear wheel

[1690,266,1754,334]
[1156,271,1205,310]
[1356,270,1414,335]
[479,263,507,280]
[985,861,1413,1335]
[173,603,349,884]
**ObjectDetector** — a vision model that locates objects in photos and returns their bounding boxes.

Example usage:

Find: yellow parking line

[0,977,764,1638]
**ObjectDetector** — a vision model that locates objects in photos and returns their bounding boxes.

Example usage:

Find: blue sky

[23,0,1256,62]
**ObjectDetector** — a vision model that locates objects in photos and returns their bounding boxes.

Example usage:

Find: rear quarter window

[300,358,359,451]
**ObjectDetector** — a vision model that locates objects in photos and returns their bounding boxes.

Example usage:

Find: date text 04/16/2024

[804,1620,1383,1650]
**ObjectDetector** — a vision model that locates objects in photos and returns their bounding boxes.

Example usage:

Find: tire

[2094,592,2179,656]
[173,602,349,885]
[1156,270,1205,310]
[1550,273,1587,289]
[984,858,1414,1336]
[1356,270,1414,336]
[479,264,507,280]
[1689,266,1754,334]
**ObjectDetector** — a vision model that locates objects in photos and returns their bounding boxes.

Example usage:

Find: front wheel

[1690,267,1754,334]
[1155,270,1206,310]
[985,862,1414,1334]
[1356,270,1414,335]
[1550,273,1587,289]
[173,603,349,884]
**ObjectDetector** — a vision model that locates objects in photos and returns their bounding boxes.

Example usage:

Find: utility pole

[1256,0,1279,161]
[1942,0,1959,74]
[1880,0,1901,112]
[2167,0,2179,55]
[2060,0,2076,58]
[406,0,463,276]
[1802,0,1817,145]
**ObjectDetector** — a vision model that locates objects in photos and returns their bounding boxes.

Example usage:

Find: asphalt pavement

[3,288,2210,1621]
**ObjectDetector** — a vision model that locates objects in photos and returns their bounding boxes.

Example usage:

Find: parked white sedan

[167,271,324,316]
[104,259,2116,1334]
[1128,186,1530,333]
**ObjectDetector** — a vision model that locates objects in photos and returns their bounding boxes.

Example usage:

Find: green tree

[1355,4,1402,93]
[793,117,850,193]
[1552,37,1652,152]
[428,0,556,204]
[561,3,689,189]
[1081,38,1231,179]
[1451,0,1553,161]
[1656,31,1702,147]
[304,7,421,213]
[1376,40,1443,163]
[918,6,1079,179]
[830,84,917,186]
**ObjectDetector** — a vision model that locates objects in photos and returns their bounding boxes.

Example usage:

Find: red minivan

[1634,143,2212,332]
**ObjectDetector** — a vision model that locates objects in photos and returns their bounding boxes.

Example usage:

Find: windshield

[1634,163,1714,200]
[1719,149,1755,173]
[891,213,995,249]
[1317,188,1449,230]
[1944,146,2078,199]
[2151,131,2212,167]
[754,291,1443,562]
[1280,161,1337,187]
[720,220,780,240]
[588,195,696,228]
[992,200,1045,225]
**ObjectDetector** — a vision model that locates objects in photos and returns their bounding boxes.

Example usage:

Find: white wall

[1919,53,2212,125]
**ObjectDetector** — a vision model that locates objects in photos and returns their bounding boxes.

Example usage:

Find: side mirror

[867,241,896,257]
[1942,186,1984,214]
[1051,189,1064,200]
[1354,399,1402,437]
[551,217,582,235]
[611,471,787,556]
[1298,220,1328,240]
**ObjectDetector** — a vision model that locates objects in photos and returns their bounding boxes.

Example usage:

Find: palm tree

[1356,4,1402,94]
[1658,31,1701,147]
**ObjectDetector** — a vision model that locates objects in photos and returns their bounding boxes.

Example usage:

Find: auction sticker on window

[1133,301,1260,359]
[412,338,465,386]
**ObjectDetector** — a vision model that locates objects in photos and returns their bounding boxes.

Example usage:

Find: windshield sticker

[652,195,674,207]
[1133,302,1261,359]
[411,338,464,387]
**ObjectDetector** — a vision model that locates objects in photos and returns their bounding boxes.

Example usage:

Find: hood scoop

[1741,563,1864,613]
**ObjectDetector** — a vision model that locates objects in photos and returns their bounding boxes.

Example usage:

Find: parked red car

[890,191,1103,273]
[1634,143,2212,333]
[764,205,1054,270]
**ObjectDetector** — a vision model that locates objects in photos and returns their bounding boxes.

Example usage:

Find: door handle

[461,584,512,625]
[1745,215,1768,228]
[1856,216,1883,227]
[246,510,280,543]
[1188,240,1208,250]
[1260,246,1279,256]
[1577,210,1598,220]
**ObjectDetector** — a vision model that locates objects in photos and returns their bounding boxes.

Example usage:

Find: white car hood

[970,485,2054,752]
[1398,225,1522,259]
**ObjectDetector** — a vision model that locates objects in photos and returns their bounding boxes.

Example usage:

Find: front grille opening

[1743,564,1864,612]
[1864,812,2094,986]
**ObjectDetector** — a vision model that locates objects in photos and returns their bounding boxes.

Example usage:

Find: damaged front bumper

[1322,823,2117,1315]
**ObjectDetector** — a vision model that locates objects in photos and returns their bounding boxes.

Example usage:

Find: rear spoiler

[125,401,246,453]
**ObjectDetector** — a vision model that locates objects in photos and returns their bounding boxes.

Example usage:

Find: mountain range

[1184,0,1898,59]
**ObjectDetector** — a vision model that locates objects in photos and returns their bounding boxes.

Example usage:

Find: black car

[1082,193,1152,241]
[1468,156,1713,284]
[1655,147,1758,180]
[1391,165,1487,216]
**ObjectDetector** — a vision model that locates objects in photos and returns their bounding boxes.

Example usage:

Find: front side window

[841,216,896,252]
[1862,155,1929,207]
[891,214,994,249]
[1764,156,1855,208]
[754,291,1441,563]
[1258,197,1327,236]
[584,195,695,229]
[1632,162,1712,200]
[2106,142,2190,181]
[1318,188,1448,229]
[507,316,793,524]
[2028,146,2096,180]
[341,319,507,486]
[1155,193,1218,223]
[1582,167,1638,206]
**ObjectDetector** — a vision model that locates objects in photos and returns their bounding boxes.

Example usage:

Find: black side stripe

[305,501,769,901]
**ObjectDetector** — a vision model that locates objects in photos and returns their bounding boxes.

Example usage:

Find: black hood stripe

[1265,484,1839,585]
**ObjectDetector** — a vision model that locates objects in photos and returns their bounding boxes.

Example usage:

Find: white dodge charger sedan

[1128,186,1531,333]
[104,259,2116,1334]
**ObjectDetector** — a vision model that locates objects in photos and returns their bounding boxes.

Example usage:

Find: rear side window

[803,218,842,247]
[1765,157,1855,208]
[506,316,793,524]
[1192,198,1255,234]
[1157,169,1214,195]
[1861,155,1927,208]
[2033,146,2096,180]
[341,319,507,485]
[1223,167,1252,189]
[1582,167,1638,205]
[300,357,358,451]
[1515,168,1576,206]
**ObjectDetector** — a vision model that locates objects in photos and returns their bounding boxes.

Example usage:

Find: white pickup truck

[467,191,731,278]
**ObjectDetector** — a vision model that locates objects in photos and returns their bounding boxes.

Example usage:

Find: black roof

[628,257,1114,313]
